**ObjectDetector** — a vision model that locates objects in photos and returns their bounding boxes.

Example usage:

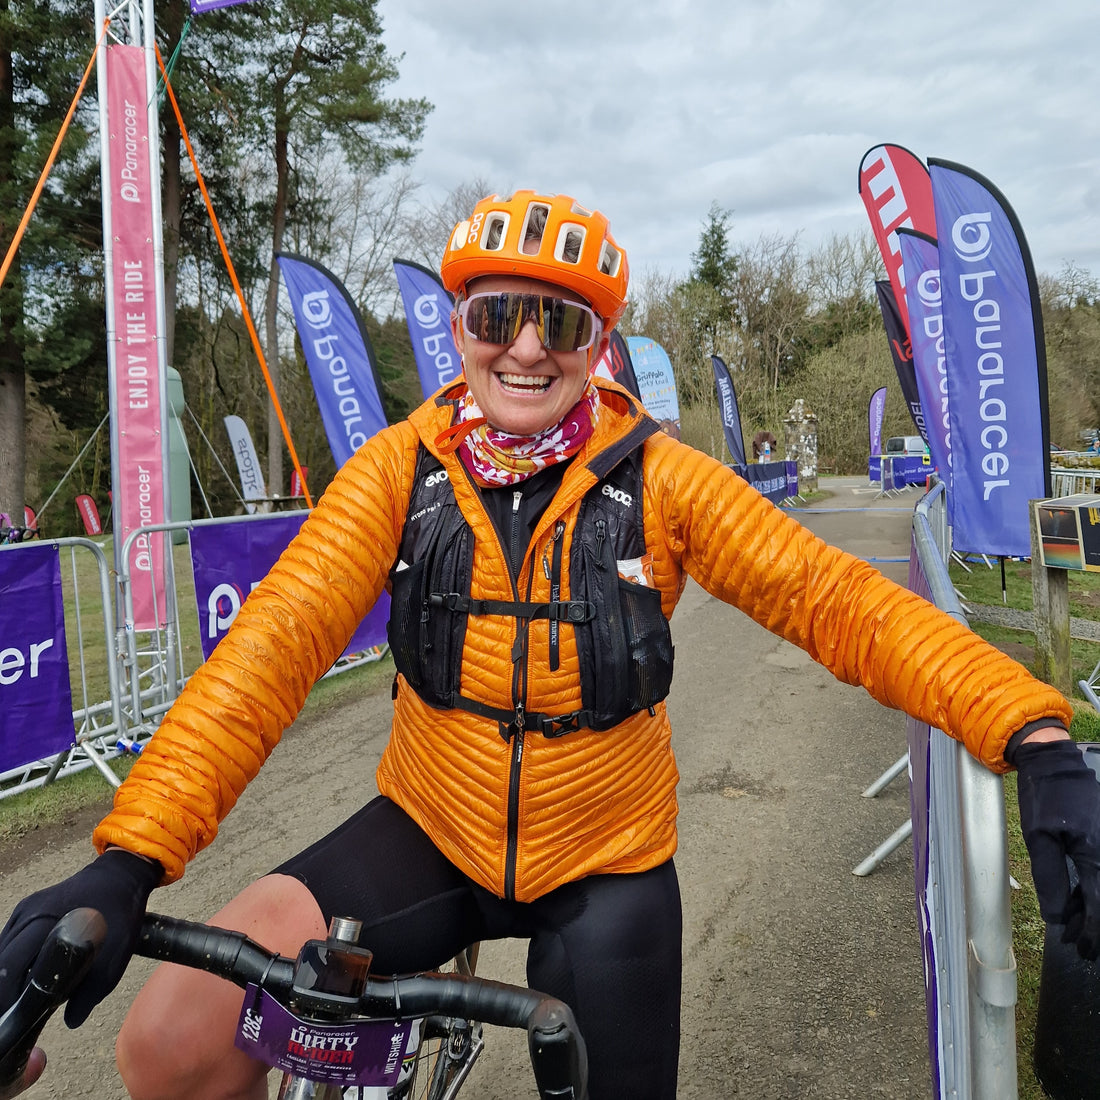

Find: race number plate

[234,983,419,1086]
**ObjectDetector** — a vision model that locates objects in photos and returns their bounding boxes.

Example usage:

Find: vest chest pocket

[617,577,674,712]
[387,558,430,695]
[387,518,472,707]
[572,525,675,728]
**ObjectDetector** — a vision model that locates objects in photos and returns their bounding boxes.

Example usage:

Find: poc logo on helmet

[602,484,632,507]
[425,470,450,488]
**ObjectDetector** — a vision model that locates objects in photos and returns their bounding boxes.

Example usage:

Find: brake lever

[0,908,106,1090]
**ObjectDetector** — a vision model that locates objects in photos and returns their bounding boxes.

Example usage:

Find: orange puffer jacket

[93,380,1072,897]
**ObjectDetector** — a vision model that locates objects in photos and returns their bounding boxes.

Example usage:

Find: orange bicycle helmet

[440,191,630,327]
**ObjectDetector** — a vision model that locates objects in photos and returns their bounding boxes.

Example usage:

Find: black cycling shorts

[272,795,682,1100]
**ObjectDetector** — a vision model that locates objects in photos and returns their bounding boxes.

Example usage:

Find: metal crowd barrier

[1050,466,1100,498]
[852,481,1016,1097]
[912,483,1017,1099]
[116,515,389,737]
[0,516,388,801]
[0,537,128,798]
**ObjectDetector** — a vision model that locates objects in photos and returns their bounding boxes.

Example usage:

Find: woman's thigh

[523,861,683,1100]
[272,795,488,972]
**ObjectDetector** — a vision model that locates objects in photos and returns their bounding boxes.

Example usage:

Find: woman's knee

[116,874,326,1100]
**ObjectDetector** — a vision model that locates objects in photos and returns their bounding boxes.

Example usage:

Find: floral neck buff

[436,384,600,488]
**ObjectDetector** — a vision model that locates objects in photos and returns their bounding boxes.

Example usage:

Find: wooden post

[1030,500,1072,696]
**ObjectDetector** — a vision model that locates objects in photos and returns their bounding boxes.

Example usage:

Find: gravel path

[964,602,1100,642]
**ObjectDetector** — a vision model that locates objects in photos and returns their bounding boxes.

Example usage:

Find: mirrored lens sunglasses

[458,292,601,352]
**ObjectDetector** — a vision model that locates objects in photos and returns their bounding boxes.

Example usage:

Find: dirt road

[0,477,934,1098]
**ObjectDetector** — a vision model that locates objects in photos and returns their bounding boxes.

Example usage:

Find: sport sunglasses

[457,292,602,353]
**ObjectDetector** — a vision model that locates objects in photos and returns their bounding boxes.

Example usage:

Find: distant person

[752,429,778,461]
[0,190,1096,1100]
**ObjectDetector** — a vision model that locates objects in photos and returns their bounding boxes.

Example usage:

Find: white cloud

[378,0,1100,281]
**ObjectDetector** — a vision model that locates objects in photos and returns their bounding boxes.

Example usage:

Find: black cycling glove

[0,849,161,1028]
[1015,740,1100,960]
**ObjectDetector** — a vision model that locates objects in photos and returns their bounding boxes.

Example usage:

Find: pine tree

[0,0,99,529]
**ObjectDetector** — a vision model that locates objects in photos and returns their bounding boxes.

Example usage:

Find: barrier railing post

[912,483,1018,1098]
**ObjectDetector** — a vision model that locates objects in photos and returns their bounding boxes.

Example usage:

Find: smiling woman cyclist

[0,190,1097,1100]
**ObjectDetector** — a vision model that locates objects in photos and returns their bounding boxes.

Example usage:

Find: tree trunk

[264,96,290,497]
[0,19,25,527]
[159,14,183,369]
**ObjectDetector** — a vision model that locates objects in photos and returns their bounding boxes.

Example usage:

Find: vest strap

[452,692,597,742]
[428,592,595,623]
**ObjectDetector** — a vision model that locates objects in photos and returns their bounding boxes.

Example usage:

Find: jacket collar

[410,377,653,475]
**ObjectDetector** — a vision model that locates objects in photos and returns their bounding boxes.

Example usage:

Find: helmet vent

[449,221,469,252]
[556,225,585,265]
[482,213,508,251]
[598,242,622,277]
[520,203,551,254]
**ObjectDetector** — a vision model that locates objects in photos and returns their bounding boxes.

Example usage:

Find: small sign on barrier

[1034,494,1100,571]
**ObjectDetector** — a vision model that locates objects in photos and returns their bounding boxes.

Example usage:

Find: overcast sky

[374,0,1100,287]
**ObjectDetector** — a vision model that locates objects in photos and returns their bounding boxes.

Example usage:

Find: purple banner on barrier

[930,159,1050,557]
[898,230,952,493]
[190,516,389,663]
[0,545,74,772]
[734,460,797,504]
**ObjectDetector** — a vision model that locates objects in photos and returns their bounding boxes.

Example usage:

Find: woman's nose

[510,319,547,362]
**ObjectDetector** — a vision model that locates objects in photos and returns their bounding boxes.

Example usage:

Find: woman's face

[452,275,609,437]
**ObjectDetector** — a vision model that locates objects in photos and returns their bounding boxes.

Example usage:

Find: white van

[885,435,928,457]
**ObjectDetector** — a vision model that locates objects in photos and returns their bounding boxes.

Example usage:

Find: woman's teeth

[498,373,551,393]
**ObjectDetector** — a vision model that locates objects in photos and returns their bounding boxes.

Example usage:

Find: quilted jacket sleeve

[92,423,417,882]
[645,435,1073,772]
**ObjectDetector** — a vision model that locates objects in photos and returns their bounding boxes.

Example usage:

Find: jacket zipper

[505,562,536,900]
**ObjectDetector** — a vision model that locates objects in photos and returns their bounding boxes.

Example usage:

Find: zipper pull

[543,521,565,580]
[594,518,606,566]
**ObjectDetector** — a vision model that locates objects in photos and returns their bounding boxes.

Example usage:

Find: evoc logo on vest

[425,470,450,488]
[601,483,632,507]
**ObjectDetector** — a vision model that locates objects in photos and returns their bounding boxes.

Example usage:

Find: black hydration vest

[387,425,674,741]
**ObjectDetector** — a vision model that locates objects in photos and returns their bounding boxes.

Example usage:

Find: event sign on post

[898,230,952,487]
[189,0,255,10]
[593,331,642,399]
[104,43,167,629]
[276,254,388,469]
[0,545,75,772]
[929,159,1051,557]
[75,495,103,536]
[868,386,887,459]
[874,281,928,444]
[224,416,267,513]
[710,355,747,466]
[393,259,461,399]
[858,144,936,338]
[625,337,680,427]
